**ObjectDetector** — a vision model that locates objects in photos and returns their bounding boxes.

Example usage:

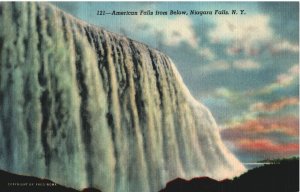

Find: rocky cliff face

[0,2,245,192]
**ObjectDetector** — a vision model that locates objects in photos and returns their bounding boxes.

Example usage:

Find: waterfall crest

[0,2,245,192]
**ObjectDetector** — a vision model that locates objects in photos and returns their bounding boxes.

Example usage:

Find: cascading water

[0,2,245,192]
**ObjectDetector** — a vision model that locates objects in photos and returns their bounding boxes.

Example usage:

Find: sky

[54,2,299,164]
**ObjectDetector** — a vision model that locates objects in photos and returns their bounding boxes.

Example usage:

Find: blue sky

[54,2,299,163]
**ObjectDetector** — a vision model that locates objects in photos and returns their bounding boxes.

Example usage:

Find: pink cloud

[221,116,299,157]
[236,139,299,156]
[222,116,299,140]
[276,65,299,86]
[251,97,299,112]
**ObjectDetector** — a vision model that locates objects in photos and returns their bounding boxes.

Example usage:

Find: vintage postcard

[0,1,299,192]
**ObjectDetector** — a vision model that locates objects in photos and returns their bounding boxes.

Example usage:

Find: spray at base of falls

[0,2,245,192]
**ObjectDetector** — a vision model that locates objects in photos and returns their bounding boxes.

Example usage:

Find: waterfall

[0,2,245,192]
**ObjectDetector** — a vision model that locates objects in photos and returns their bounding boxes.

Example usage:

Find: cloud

[134,15,199,48]
[277,74,295,85]
[259,2,299,42]
[233,59,260,70]
[235,139,298,156]
[222,116,299,139]
[133,15,218,60]
[250,97,299,112]
[221,116,299,158]
[201,60,230,73]
[209,14,298,57]
[255,64,299,96]
[270,40,299,54]
[215,87,236,98]
[209,14,273,56]
[198,47,215,60]
[209,15,273,42]
[288,65,299,74]
[276,64,299,86]
[201,59,260,74]
[206,64,298,125]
